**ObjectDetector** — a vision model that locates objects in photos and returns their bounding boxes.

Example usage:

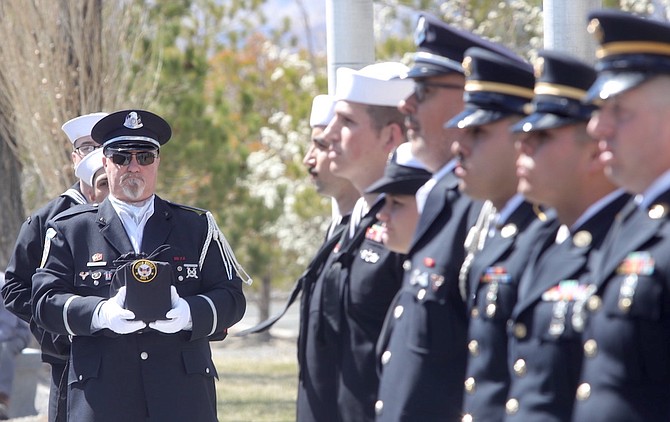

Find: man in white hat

[74,148,109,204]
[296,62,414,422]
[2,111,107,422]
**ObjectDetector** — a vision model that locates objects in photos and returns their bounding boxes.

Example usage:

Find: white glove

[93,286,147,334]
[149,286,191,333]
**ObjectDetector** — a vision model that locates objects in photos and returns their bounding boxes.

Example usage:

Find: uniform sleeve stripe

[63,295,80,336]
[197,294,218,336]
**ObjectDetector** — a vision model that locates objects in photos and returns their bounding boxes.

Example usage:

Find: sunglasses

[106,150,158,166]
[414,81,464,103]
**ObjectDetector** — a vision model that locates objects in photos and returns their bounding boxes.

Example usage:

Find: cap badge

[131,259,157,283]
[414,16,427,46]
[587,18,603,43]
[462,56,473,77]
[124,112,144,130]
[533,57,544,79]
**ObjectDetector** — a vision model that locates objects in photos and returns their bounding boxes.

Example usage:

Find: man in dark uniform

[505,49,630,421]
[375,15,521,421]
[31,109,247,422]
[3,111,107,422]
[297,62,414,422]
[573,10,670,421]
[443,47,546,422]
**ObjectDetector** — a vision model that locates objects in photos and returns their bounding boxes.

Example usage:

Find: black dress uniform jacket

[461,201,547,422]
[376,171,480,421]
[3,183,87,363]
[296,217,349,422]
[298,198,404,422]
[31,196,246,422]
[572,190,670,422]
[507,192,630,421]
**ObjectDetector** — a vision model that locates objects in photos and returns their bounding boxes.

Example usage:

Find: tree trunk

[0,134,24,269]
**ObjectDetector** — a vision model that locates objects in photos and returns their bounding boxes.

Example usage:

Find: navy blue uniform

[461,201,548,421]
[376,171,480,421]
[298,199,403,422]
[572,192,670,421]
[506,193,629,421]
[296,219,348,422]
[31,197,245,422]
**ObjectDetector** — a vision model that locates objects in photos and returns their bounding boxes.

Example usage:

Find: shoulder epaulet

[166,200,209,215]
[51,203,98,221]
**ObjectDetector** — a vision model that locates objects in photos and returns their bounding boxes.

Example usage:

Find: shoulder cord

[458,200,496,301]
[200,212,253,285]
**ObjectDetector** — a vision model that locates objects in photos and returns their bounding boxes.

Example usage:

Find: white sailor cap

[61,112,109,145]
[335,62,415,106]
[309,95,336,128]
[74,148,105,186]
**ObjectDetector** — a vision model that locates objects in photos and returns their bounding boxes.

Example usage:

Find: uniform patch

[617,251,654,275]
[39,228,57,268]
[131,259,158,283]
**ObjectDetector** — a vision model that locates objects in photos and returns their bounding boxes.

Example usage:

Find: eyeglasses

[106,150,158,166]
[74,145,100,156]
[414,81,464,103]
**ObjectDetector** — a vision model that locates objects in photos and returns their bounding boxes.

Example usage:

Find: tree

[0,0,162,267]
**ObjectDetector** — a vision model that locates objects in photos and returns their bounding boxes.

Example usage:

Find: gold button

[462,414,473,422]
[464,377,476,393]
[394,305,404,319]
[471,308,480,319]
[584,339,598,357]
[468,340,479,357]
[587,295,601,312]
[505,398,519,415]
[381,350,392,365]
[417,289,426,300]
[514,323,527,339]
[576,383,591,400]
[513,359,527,376]
[375,400,383,415]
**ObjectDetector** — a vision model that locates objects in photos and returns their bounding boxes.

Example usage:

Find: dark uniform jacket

[3,183,87,364]
[296,217,349,422]
[572,190,670,422]
[461,200,548,422]
[31,196,246,422]
[298,198,404,422]
[507,192,630,421]
[376,171,480,421]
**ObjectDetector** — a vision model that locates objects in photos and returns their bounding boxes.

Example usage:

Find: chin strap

[200,212,252,285]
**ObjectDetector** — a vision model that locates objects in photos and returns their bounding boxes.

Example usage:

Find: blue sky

[263,0,328,52]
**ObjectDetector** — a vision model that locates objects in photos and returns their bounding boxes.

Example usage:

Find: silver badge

[124,111,143,129]
[184,263,198,279]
